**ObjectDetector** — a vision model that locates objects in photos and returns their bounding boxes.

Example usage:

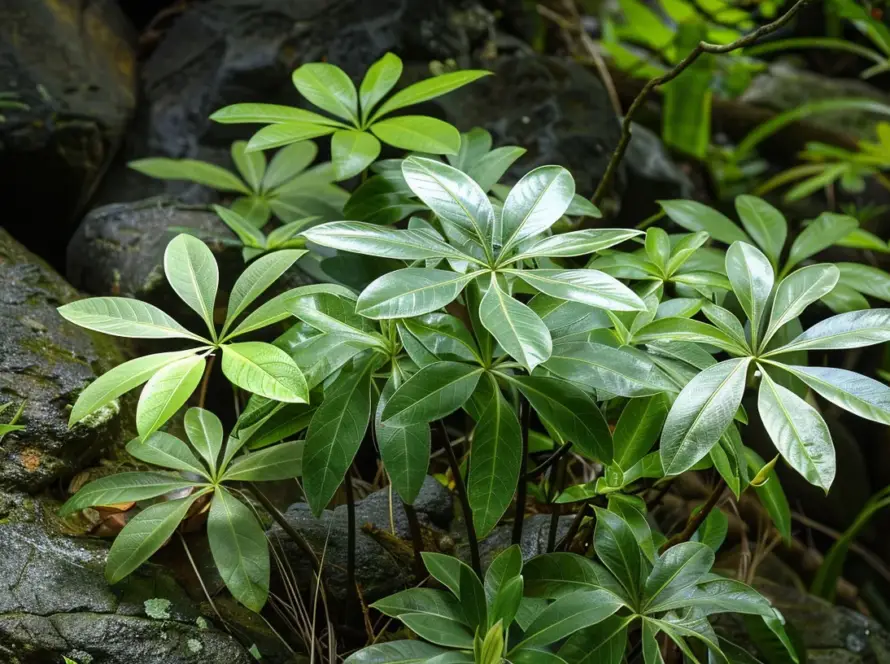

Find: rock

[0,0,137,267]
[0,492,253,664]
[430,55,623,197]
[269,477,453,602]
[0,228,130,492]
[475,514,573,569]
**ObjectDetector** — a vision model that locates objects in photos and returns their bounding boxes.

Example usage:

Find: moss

[187,638,203,653]
[144,598,172,620]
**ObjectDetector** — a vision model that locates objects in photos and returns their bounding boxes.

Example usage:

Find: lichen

[196,616,209,629]
[144,597,172,619]
[77,399,120,429]
[187,638,203,653]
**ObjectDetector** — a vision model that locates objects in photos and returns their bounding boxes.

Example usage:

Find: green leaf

[544,342,676,398]
[660,200,750,245]
[357,267,481,319]
[343,641,449,664]
[565,194,603,218]
[183,407,224,476]
[213,205,266,248]
[735,196,787,267]
[303,221,472,262]
[59,472,198,516]
[401,156,494,251]
[485,544,523,605]
[303,356,374,515]
[786,212,858,270]
[375,375,430,504]
[468,146,527,192]
[246,122,338,152]
[129,158,249,193]
[421,551,463,596]
[208,487,270,611]
[664,231,710,276]
[515,590,623,650]
[758,368,835,491]
[223,250,304,334]
[382,361,482,426]
[331,130,381,180]
[480,275,552,372]
[763,264,840,345]
[691,507,728,552]
[500,166,575,251]
[513,229,642,261]
[558,616,630,664]
[837,262,890,302]
[513,269,646,312]
[371,116,461,155]
[210,103,347,127]
[359,52,403,123]
[232,140,266,190]
[660,358,751,476]
[399,614,474,648]
[69,350,197,426]
[468,385,522,537]
[642,620,664,664]
[58,297,206,342]
[221,342,308,403]
[765,309,890,355]
[510,375,612,462]
[745,447,791,542]
[372,70,491,120]
[292,62,358,124]
[645,227,671,273]
[774,364,890,425]
[613,395,669,471]
[402,313,481,364]
[106,490,207,583]
[593,507,649,603]
[136,355,206,439]
[523,552,628,602]
[647,575,774,616]
[489,576,523,635]
[643,542,714,610]
[700,302,749,351]
[223,441,303,481]
[459,563,488,629]
[372,588,469,625]
[633,317,748,355]
[725,241,774,350]
[263,141,319,190]
[126,432,209,478]
[227,284,354,340]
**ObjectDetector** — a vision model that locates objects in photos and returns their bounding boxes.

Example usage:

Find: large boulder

[0,0,137,266]
[0,492,253,664]
[0,228,130,492]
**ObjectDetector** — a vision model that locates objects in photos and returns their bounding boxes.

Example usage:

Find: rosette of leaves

[130,140,347,227]
[629,240,890,492]
[210,52,489,180]
[57,234,346,440]
[660,194,890,311]
[212,204,317,263]
[59,407,301,611]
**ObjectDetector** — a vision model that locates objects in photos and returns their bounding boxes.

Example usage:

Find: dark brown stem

[590,0,814,206]
[344,471,358,610]
[659,478,727,554]
[547,451,569,553]
[248,483,320,572]
[437,421,482,577]
[646,479,675,510]
[512,396,531,546]
[523,442,574,481]
[557,500,591,552]
[403,503,425,579]
[197,353,217,409]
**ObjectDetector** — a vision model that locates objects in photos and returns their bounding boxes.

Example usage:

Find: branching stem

[437,421,482,577]
[659,478,726,553]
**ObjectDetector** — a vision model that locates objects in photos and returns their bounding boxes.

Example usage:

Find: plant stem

[512,396,531,546]
[557,500,591,552]
[343,470,358,611]
[197,353,217,409]
[523,442,574,481]
[248,483,320,572]
[437,420,482,577]
[659,478,726,553]
[547,451,569,553]
[403,503,426,579]
[590,0,814,206]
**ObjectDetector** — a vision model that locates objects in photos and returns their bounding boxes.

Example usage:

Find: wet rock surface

[0,228,130,492]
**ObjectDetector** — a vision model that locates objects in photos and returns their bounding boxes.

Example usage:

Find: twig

[248,483,321,573]
[523,442,574,481]
[590,0,814,206]
[437,420,482,577]
[512,397,531,546]
[343,471,358,612]
[557,500,591,552]
[197,353,217,409]
[403,503,426,579]
[659,478,726,553]
[547,451,570,553]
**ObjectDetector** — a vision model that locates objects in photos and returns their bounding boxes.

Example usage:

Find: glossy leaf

[126,432,208,478]
[468,146,526,192]
[292,62,358,123]
[246,122,338,152]
[764,264,840,345]
[213,205,266,248]
[402,313,480,364]
[593,507,648,603]
[501,166,575,250]
[359,52,403,122]
[263,141,319,190]
[514,269,646,312]
[183,407,224,476]
[634,317,749,355]
[613,395,669,471]
[136,354,206,439]
[382,361,482,426]
[485,545,523,605]
[357,268,481,319]
[775,364,890,425]
[766,309,890,355]
[221,342,308,403]
[232,140,266,190]
[331,130,381,180]
[745,447,792,542]
[223,441,303,481]
[660,200,749,245]
[514,229,642,261]
[59,472,199,516]
[643,542,714,610]
[371,116,461,155]
[557,615,630,664]
[786,212,858,270]
[735,195,787,267]
[515,590,623,650]
[837,262,890,302]
[210,103,347,127]
[58,297,205,342]
[375,375,430,504]
[304,222,471,262]
[523,552,628,602]
[343,641,449,664]
[399,614,474,648]
[645,227,671,273]
[725,241,774,350]
[372,70,490,120]
[224,250,304,334]
[129,158,250,193]
[228,284,354,340]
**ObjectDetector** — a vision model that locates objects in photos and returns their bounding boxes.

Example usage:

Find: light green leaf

[765,309,890,355]
[164,234,219,337]
[343,641,449,664]
[375,374,430,504]
[402,313,481,364]
[643,542,714,610]
[223,250,304,334]
[208,487,270,611]
[221,342,308,403]
[106,490,207,583]
[421,551,463,596]
[725,241,774,350]
[513,269,646,312]
[223,440,303,481]
[231,195,271,228]
[512,229,642,261]
[837,262,890,302]
[480,275,552,372]
[357,268,481,319]
[184,407,224,476]
[210,103,347,127]
[126,432,209,478]
[246,122,338,152]
[763,264,839,345]
[129,158,250,193]
[468,386,522,537]
[664,231,710,276]
[331,130,381,180]
[514,590,623,650]
[371,116,461,155]
[292,62,358,123]
[213,205,266,248]
[226,284,354,340]
[69,350,197,426]
[786,212,858,270]
[399,614,474,648]
[467,146,527,192]
[485,544,523,605]
[59,472,199,517]
[58,297,206,342]
[372,70,491,120]
[382,361,482,426]
[359,52,403,124]
[660,200,750,245]
[700,302,749,351]
[633,317,749,355]
[500,166,575,251]
[263,141,319,190]
[558,615,630,664]
[303,357,374,515]
[735,195,787,267]
[773,364,890,425]
[758,368,835,491]
[593,507,648,603]
[645,227,671,273]
[613,395,669,471]
[136,354,206,439]
[232,140,266,190]
[303,221,472,262]
[660,358,751,475]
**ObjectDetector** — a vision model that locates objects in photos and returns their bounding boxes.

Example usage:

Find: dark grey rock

[0,0,137,266]
[0,228,130,492]
[0,493,253,664]
[475,514,573,569]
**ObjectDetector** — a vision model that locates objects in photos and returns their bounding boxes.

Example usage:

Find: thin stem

[512,396,531,546]
[197,353,217,409]
[437,420,482,577]
[523,442,574,481]
[403,503,426,579]
[590,0,814,206]
[344,470,358,611]
[659,478,726,554]
[248,483,321,573]
[547,450,569,553]
[557,500,591,552]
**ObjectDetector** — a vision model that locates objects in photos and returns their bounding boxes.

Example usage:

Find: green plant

[210,53,489,180]
[0,400,25,443]
[59,407,300,611]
